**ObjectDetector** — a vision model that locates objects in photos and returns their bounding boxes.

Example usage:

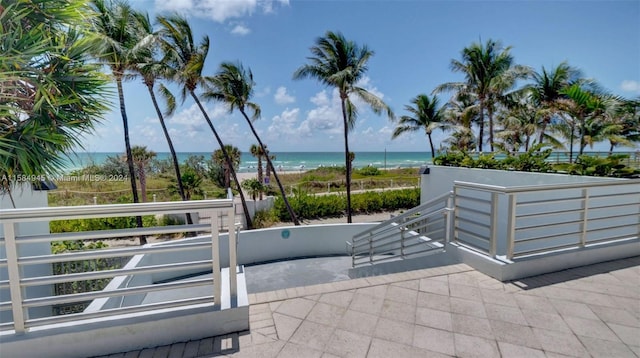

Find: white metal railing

[0,199,237,334]
[453,179,640,260]
[350,192,453,267]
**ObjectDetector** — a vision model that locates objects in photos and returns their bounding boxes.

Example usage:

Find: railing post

[445,193,453,243]
[210,210,221,308]
[400,217,406,257]
[506,193,517,260]
[452,186,459,244]
[228,207,238,304]
[4,221,26,333]
[368,232,373,264]
[490,192,499,257]
[580,188,589,247]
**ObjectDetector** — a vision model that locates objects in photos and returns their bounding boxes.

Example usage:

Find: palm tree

[203,62,299,225]
[90,0,146,241]
[435,39,530,152]
[129,11,193,225]
[212,145,242,190]
[294,31,393,223]
[156,14,253,229]
[529,62,582,144]
[1,0,109,206]
[131,145,156,202]
[249,144,265,199]
[607,98,640,153]
[392,94,448,159]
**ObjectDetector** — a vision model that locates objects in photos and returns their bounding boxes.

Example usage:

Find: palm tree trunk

[257,154,263,200]
[116,75,145,245]
[478,99,485,152]
[427,133,435,160]
[340,96,352,223]
[569,123,575,164]
[240,109,300,225]
[146,84,192,225]
[139,168,147,202]
[488,105,495,152]
[190,91,253,229]
[538,116,550,145]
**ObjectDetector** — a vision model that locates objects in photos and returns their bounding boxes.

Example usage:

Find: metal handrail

[351,192,453,267]
[0,199,237,334]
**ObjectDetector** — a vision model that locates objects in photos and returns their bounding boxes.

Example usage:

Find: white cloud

[274,86,295,104]
[155,0,289,23]
[267,107,300,138]
[230,24,251,36]
[621,80,640,93]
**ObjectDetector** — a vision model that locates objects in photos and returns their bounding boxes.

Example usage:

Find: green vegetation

[273,188,420,221]
[434,146,639,178]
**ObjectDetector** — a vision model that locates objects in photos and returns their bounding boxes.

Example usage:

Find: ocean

[63,152,433,173]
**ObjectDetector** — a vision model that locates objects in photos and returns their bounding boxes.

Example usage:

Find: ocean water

[63,152,433,173]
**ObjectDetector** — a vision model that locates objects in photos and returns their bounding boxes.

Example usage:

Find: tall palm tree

[435,39,530,152]
[294,31,393,223]
[203,62,300,225]
[129,11,193,224]
[131,145,156,202]
[1,0,109,206]
[529,62,582,144]
[392,94,448,159]
[249,144,265,199]
[212,145,242,190]
[90,0,145,242]
[156,14,253,228]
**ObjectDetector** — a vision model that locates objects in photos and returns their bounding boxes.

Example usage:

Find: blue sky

[83,0,640,154]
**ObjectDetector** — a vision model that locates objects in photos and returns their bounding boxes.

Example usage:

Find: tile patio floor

[102,256,640,358]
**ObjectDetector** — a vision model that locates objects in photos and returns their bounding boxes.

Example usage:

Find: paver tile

[449,283,482,301]
[550,299,599,320]
[608,323,640,346]
[451,313,494,340]
[415,306,453,331]
[368,338,448,358]
[306,301,346,327]
[521,309,572,333]
[453,333,499,358]
[563,315,620,341]
[151,345,169,358]
[318,290,354,308]
[374,317,415,345]
[391,279,420,290]
[349,291,385,315]
[380,298,417,324]
[272,313,302,341]
[496,342,545,358]
[489,319,541,349]
[227,340,285,358]
[416,291,451,311]
[413,325,455,356]
[277,342,323,358]
[514,294,557,314]
[484,303,527,325]
[579,335,637,358]
[450,297,487,318]
[289,320,334,351]
[274,297,315,319]
[167,342,185,358]
[356,284,388,298]
[589,304,640,327]
[532,327,589,357]
[338,309,379,336]
[385,285,418,305]
[325,329,372,358]
[419,277,450,296]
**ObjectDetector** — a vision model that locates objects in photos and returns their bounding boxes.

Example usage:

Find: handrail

[351,191,453,267]
[453,177,633,194]
[0,198,237,334]
[353,191,452,242]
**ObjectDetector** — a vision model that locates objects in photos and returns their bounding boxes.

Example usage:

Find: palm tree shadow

[507,256,639,290]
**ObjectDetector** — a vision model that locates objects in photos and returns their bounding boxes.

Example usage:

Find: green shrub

[356,166,381,176]
[252,209,280,228]
[554,154,639,178]
[50,215,158,234]
[274,188,420,221]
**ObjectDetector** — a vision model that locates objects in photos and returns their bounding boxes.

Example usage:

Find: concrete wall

[0,184,53,321]
[420,166,619,203]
